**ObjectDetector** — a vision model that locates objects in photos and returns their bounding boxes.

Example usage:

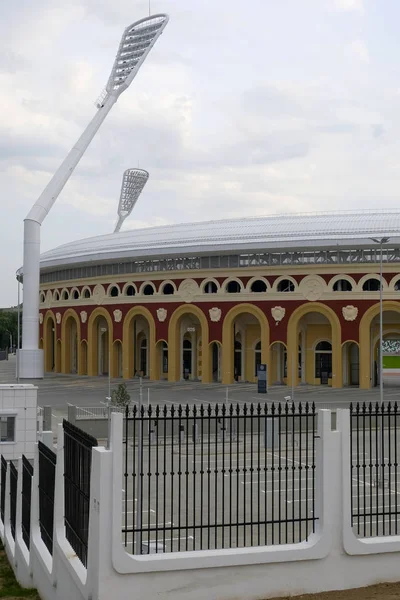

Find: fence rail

[351,402,400,538]
[38,441,56,555]
[63,420,97,567]
[123,402,317,555]
[9,462,17,540]
[21,456,33,550]
[1,456,7,525]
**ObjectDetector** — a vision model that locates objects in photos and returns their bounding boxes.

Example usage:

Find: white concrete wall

[2,409,400,600]
[0,385,37,459]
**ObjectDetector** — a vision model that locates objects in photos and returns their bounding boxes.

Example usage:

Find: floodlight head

[371,237,390,245]
[114,168,149,232]
[105,14,168,99]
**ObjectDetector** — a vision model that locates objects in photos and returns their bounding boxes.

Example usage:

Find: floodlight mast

[114,169,149,232]
[19,14,169,379]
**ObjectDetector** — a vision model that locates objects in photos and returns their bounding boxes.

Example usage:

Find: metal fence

[22,456,33,549]
[122,402,317,555]
[38,441,57,555]
[63,420,97,567]
[351,402,400,537]
[1,456,7,525]
[9,462,17,540]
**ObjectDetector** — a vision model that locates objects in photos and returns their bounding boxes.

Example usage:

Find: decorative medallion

[179,279,199,303]
[113,309,122,323]
[299,275,324,301]
[342,305,358,322]
[80,311,87,324]
[56,312,61,325]
[45,290,52,308]
[93,284,105,305]
[209,307,221,322]
[271,306,285,323]
[39,313,43,325]
[157,308,167,322]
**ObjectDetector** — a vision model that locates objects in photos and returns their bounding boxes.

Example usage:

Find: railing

[1,456,7,525]
[9,462,17,540]
[123,402,317,554]
[63,420,97,567]
[351,402,400,537]
[75,406,125,419]
[38,441,56,555]
[21,456,33,549]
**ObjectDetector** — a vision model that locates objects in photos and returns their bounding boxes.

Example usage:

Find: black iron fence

[9,462,17,540]
[63,420,97,567]
[38,441,56,555]
[351,402,400,538]
[0,456,7,525]
[123,402,317,554]
[22,456,33,549]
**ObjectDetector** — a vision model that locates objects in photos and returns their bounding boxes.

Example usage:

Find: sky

[1,0,399,306]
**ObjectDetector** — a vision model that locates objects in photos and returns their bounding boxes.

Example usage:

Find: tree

[0,311,19,351]
[110,383,131,409]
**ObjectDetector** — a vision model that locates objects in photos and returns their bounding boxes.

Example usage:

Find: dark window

[362,278,380,291]
[62,291,69,300]
[110,286,119,297]
[143,284,154,296]
[333,279,352,291]
[277,279,295,292]
[315,341,332,351]
[251,280,267,293]
[126,285,136,297]
[73,290,79,300]
[162,283,174,295]
[54,292,59,301]
[204,281,218,294]
[83,289,91,299]
[0,416,15,442]
[395,280,400,291]
[226,281,241,293]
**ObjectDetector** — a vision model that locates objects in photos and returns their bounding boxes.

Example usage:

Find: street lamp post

[371,236,390,487]
[18,14,169,379]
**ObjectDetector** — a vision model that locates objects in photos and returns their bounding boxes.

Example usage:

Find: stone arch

[61,309,81,375]
[273,276,298,293]
[113,340,123,377]
[139,282,156,296]
[358,273,388,292]
[43,310,57,373]
[329,274,356,292]
[168,305,211,383]
[81,340,88,375]
[359,301,400,389]
[155,338,169,380]
[122,282,138,297]
[222,303,270,384]
[70,287,80,301]
[81,286,92,300]
[122,306,156,380]
[87,307,114,377]
[246,276,270,293]
[287,302,342,388]
[341,340,359,386]
[209,339,222,382]
[201,278,220,294]
[107,283,120,298]
[160,280,177,295]
[389,274,400,291]
[269,340,287,384]
[222,277,244,294]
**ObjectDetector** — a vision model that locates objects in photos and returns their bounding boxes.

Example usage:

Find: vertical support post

[135,378,143,554]
[17,280,20,383]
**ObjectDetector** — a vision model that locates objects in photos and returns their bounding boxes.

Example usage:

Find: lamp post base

[17,349,44,379]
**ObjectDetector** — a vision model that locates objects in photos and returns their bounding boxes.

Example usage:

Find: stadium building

[34,211,400,389]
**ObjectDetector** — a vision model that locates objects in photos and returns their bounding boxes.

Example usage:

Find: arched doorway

[342,342,359,386]
[222,304,269,385]
[270,342,287,384]
[210,341,221,382]
[359,303,400,389]
[44,313,56,372]
[113,341,123,378]
[87,309,113,377]
[123,307,156,380]
[155,340,168,380]
[314,341,332,385]
[61,311,80,374]
[287,303,341,388]
[81,341,88,376]
[168,306,211,383]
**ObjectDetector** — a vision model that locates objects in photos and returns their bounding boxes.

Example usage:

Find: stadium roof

[36,210,400,271]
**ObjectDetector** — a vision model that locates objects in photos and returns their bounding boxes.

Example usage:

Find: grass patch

[0,545,39,599]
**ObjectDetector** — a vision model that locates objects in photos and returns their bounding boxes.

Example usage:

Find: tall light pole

[114,169,149,233]
[18,14,169,379]
[371,236,390,487]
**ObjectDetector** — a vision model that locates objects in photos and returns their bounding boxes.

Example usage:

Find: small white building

[0,384,37,459]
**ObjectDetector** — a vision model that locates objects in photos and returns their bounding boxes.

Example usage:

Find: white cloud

[333,0,364,12]
[349,39,370,63]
